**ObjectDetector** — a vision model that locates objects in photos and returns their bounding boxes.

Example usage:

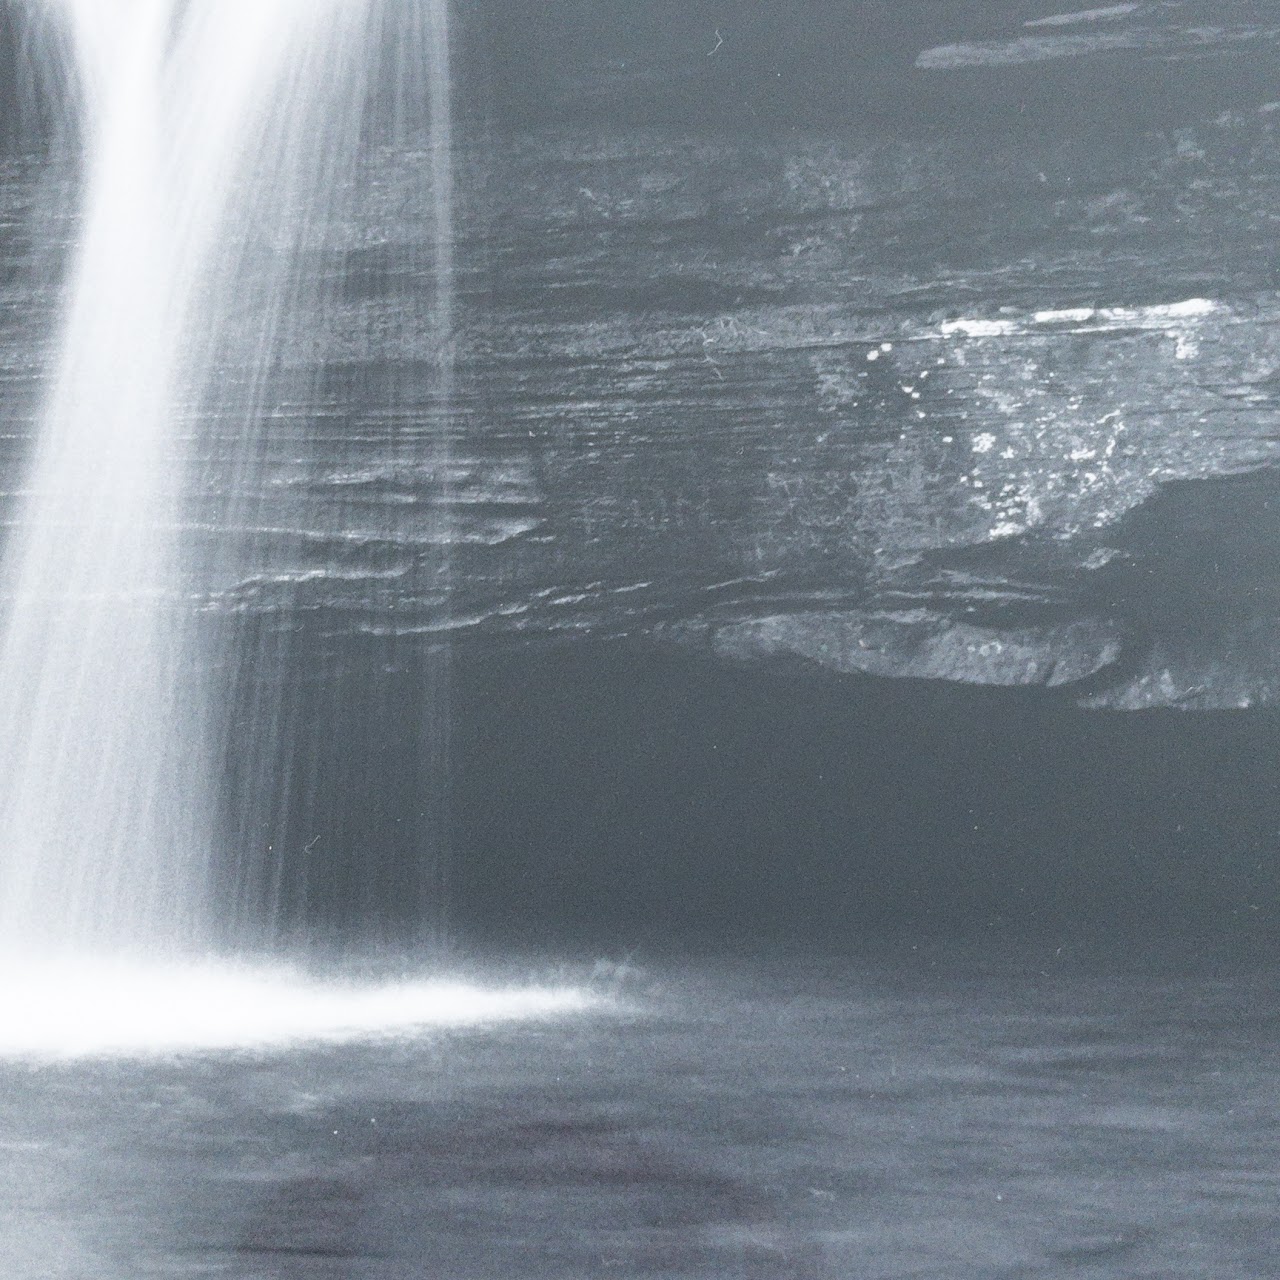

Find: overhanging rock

[709,610,1126,689]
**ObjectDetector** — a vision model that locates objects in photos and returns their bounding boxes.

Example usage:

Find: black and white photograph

[0,2,1278,1275]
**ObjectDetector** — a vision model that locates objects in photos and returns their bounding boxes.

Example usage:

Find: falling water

[0,0,454,964]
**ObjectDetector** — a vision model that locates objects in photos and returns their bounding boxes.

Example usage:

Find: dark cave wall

[449,646,1280,956]
[265,637,1280,957]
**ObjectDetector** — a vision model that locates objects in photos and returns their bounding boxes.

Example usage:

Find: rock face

[710,612,1125,690]
[437,0,1280,709]
[3,0,1280,710]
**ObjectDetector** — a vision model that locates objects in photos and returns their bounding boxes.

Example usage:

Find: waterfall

[0,0,454,962]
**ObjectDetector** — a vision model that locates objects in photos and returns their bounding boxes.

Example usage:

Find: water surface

[2,952,1275,1278]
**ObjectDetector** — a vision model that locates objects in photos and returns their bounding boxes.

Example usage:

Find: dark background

[259,630,1280,960]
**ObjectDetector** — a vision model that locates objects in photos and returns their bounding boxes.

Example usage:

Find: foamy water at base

[0,959,600,1060]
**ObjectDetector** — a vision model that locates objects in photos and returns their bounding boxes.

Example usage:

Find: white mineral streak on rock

[939,318,1020,338]
[916,25,1278,70]
[1024,5,1142,29]
[915,32,1149,69]
[943,298,1218,343]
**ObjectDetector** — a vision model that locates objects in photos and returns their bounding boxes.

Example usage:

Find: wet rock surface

[708,611,1126,688]
[441,55,1280,709]
[4,1,1280,709]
